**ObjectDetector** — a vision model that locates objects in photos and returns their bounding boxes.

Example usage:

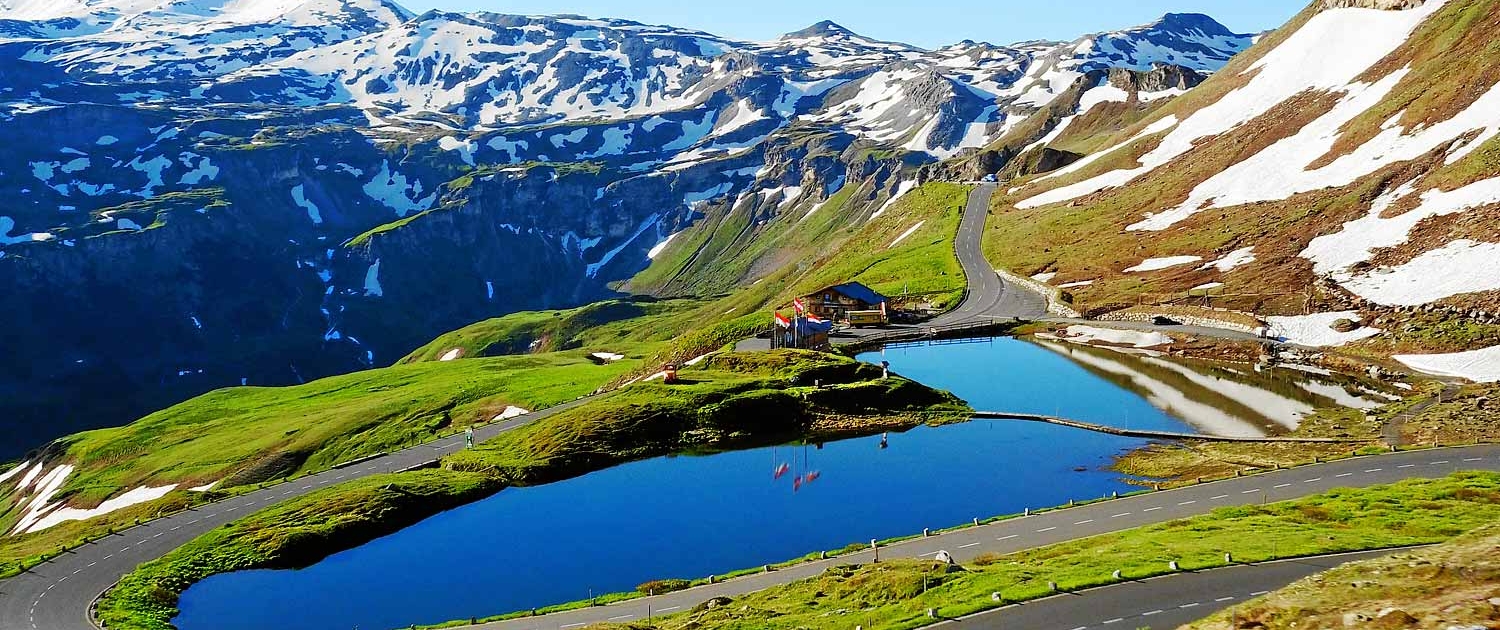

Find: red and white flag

[793,298,806,315]
[807,314,827,324]
[774,312,792,328]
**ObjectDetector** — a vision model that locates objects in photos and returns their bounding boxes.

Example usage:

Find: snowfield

[1018,1,1448,217]
[1124,255,1202,272]
[870,180,917,221]
[493,406,530,421]
[888,220,925,247]
[1265,311,1381,347]
[1341,240,1500,306]
[1395,345,1500,383]
[1200,247,1256,272]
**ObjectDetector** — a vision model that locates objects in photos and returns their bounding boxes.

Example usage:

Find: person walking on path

[465,426,475,449]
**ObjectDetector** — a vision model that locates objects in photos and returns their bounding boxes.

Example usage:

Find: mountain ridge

[0,1,1255,454]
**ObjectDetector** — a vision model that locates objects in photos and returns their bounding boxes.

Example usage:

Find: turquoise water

[175,337,1324,630]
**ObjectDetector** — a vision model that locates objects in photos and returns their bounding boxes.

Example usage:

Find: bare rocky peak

[1107,63,1205,93]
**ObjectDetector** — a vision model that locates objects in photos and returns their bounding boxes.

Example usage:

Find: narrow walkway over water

[971,411,1378,443]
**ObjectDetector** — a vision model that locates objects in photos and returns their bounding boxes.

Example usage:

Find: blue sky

[398,1,1309,48]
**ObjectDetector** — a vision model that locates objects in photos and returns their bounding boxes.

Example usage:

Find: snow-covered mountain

[0,0,1256,454]
[0,0,411,78]
[1001,0,1500,379]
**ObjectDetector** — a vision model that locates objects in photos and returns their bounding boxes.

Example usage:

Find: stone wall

[1096,308,1265,335]
[995,269,1082,318]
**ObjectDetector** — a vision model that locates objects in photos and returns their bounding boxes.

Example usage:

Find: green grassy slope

[638,181,969,305]
[400,299,698,363]
[411,181,973,370]
[0,350,639,577]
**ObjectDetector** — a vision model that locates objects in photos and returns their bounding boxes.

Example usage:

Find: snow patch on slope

[1020,2,1446,214]
[1266,311,1380,347]
[1124,255,1201,272]
[1396,344,1500,383]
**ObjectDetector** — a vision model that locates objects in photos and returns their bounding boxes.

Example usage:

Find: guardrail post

[973,517,980,526]
[1024,507,1030,516]
[1048,581,1058,592]
[991,592,1003,602]
[1169,560,1180,571]
[923,528,931,537]
[1225,552,1233,563]
[871,539,879,562]
[1112,569,1122,579]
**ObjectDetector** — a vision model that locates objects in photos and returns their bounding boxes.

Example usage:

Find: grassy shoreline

[94,350,970,630]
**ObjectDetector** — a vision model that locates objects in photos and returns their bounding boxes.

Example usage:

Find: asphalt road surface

[934,182,1048,325]
[945,549,1400,630]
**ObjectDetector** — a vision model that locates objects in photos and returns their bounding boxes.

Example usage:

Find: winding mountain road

[934,182,1048,324]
